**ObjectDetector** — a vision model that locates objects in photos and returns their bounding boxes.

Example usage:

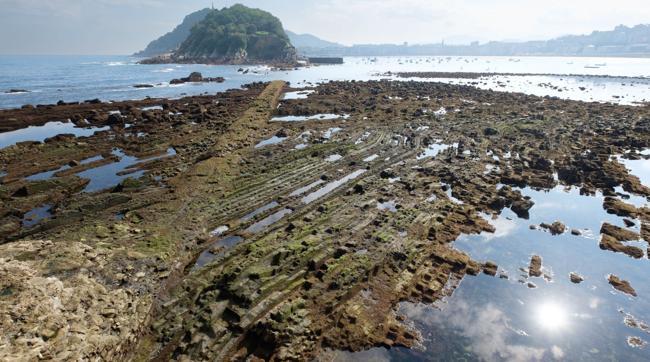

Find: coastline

[2,79,650,360]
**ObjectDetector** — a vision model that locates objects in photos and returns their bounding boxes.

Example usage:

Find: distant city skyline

[0,0,649,55]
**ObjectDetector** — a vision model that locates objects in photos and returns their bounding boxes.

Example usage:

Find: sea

[1,55,650,109]
[2,55,650,361]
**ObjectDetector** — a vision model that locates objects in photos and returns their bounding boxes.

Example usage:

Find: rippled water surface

[1,55,650,109]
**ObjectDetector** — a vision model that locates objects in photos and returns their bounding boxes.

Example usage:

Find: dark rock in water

[84,98,102,104]
[623,219,636,227]
[133,84,155,88]
[170,72,225,85]
[482,261,498,276]
[539,221,566,235]
[529,255,542,277]
[44,134,75,143]
[5,89,29,94]
[511,199,534,219]
[599,223,644,259]
[570,272,584,284]
[608,274,637,296]
[188,72,203,82]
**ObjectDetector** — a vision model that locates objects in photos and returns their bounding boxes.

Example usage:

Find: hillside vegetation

[174,4,296,63]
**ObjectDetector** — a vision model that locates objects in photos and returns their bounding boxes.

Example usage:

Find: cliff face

[135,9,211,57]
[172,4,297,64]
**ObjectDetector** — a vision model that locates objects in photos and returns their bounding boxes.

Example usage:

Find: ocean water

[1,55,650,110]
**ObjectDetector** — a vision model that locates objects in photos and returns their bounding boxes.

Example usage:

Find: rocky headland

[140,5,298,66]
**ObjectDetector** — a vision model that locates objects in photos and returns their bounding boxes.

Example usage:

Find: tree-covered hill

[173,4,297,63]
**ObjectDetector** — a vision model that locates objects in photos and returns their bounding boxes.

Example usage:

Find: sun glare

[535,302,569,331]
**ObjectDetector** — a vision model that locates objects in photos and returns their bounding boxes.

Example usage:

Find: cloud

[2,0,650,54]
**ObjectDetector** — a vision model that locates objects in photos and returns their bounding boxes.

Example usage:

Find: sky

[1,0,649,55]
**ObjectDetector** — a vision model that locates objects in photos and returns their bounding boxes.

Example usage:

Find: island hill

[141,4,297,65]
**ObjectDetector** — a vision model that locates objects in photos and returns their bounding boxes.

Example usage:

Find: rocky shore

[1,79,650,360]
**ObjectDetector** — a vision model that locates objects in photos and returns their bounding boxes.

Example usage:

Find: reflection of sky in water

[254,136,286,148]
[339,186,650,361]
[77,148,175,192]
[193,235,244,269]
[244,208,293,234]
[0,121,109,149]
[241,201,279,222]
[302,169,367,204]
[26,154,104,181]
[22,204,52,227]
[282,89,314,100]
[619,157,650,188]
[270,114,350,122]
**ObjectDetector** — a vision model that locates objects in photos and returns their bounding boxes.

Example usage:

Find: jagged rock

[482,261,498,276]
[570,272,584,284]
[608,274,637,297]
[529,255,542,277]
[540,221,566,235]
[511,199,534,219]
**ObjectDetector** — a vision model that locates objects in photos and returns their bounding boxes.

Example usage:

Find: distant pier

[308,57,344,65]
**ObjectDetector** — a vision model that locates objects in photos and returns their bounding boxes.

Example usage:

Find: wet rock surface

[609,274,638,297]
[2,79,650,360]
[529,255,543,277]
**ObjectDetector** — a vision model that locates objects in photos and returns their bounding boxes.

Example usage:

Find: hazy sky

[1,0,649,55]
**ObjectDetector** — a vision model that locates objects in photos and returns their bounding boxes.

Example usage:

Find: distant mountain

[300,24,650,58]
[135,8,211,57]
[286,31,342,49]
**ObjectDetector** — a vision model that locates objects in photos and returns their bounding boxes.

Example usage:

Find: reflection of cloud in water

[482,217,518,241]
[402,301,546,362]
[589,298,601,310]
[551,345,565,359]
[533,201,578,210]
[331,348,390,362]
